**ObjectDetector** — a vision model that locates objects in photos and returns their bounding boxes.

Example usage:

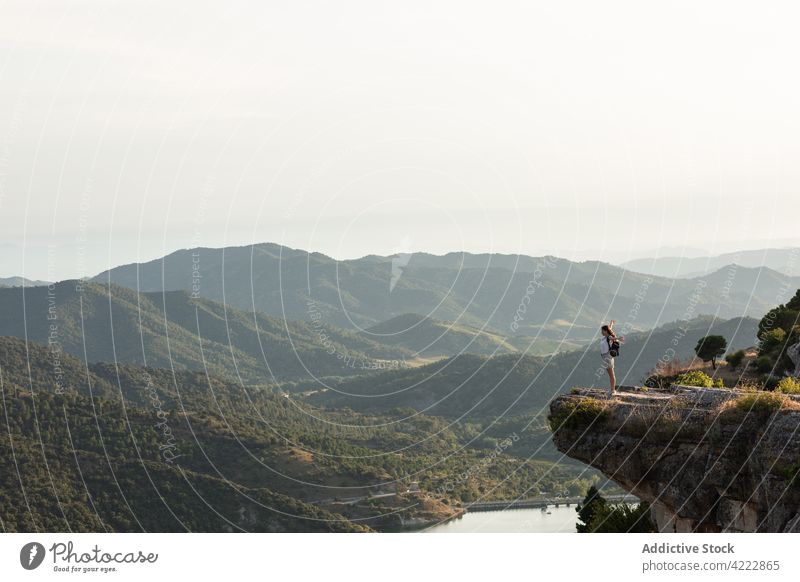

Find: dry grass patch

[776,377,800,395]
[734,380,762,392]
[719,391,800,419]
[621,397,704,439]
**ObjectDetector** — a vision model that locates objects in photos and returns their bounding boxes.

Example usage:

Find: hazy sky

[1,1,799,280]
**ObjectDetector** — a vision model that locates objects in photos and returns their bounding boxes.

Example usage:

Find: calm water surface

[425,505,579,533]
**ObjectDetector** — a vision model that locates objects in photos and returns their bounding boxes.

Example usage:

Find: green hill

[364,313,515,356]
[0,280,413,383]
[310,316,760,419]
[363,313,579,357]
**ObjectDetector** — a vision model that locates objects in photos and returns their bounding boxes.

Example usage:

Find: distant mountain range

[93,242,797,341]
[3,242,787,386]
[0,276,50,287]
[620,247,800,278]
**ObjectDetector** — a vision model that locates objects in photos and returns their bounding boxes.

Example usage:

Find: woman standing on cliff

[601,320,623,396]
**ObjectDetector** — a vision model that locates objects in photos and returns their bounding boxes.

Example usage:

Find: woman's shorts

[601,355,615,370]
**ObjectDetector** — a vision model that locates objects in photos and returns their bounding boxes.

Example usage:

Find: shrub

[675,370,717,388]
[548,398,608,432]
[776,376,800,395]
[760,328,787,353]
[755,356,774,374]
[587,501,655,533]
[726,350,746,371]
[756,289,800,375]
[735,391,786,413]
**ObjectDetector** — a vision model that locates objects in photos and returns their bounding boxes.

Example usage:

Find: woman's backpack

[608,336,620,358]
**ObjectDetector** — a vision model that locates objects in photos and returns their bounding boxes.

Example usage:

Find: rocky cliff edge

[549,385,800,532]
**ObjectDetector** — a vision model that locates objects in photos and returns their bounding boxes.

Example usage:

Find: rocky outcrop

[549,385,800,532]
[787,342,800,377]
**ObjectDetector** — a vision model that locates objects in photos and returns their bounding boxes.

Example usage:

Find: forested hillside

[0,281,413,383]
[361,312,575,356]
[0,337,594,532]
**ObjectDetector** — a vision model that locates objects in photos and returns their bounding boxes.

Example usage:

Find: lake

[425,505,579,533]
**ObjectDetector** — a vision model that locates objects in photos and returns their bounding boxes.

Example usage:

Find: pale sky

[1,0,799,280]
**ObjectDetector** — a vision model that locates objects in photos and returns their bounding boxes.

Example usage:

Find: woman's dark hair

[601,325,616,339]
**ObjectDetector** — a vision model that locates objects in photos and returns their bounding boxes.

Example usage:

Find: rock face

[788,342,800,377]
[549,386,800,532]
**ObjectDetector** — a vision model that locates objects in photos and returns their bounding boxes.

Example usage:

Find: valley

[0,242,792,533]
